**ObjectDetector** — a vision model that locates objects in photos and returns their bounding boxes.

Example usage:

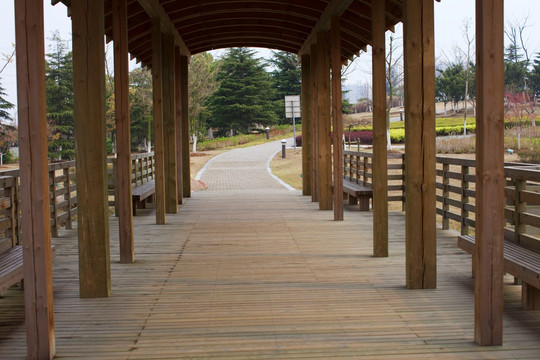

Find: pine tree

[129,67,153,150]
[268,51,301,125]
[528,53,540,97]
[46,32,75,160]
[209,48,278,135]
[0,78,14,122]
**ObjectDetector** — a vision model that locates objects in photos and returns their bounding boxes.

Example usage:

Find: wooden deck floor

[1,190,539,359]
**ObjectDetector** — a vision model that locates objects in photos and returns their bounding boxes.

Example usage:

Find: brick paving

[199,139,293,191]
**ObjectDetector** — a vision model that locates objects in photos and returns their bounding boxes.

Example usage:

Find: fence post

[461,165,470,235]
[5,177,17,246]
[49,169,58,238]
[63,166,73,229]
[442,162,450,230]
[112,158,119,217]
[363,156,369,186]
[513,178,526,244]
[401,154,406,211]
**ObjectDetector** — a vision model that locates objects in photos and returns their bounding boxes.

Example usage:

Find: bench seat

[343,179,373,211]
[132,180,155,215]
[1,245,56,294]
[458,234,540,310]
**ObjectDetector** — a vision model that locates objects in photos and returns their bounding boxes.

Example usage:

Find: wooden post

[152,18,167,225]
[301,54,312,196]
[403,0,436,289]
[15,0,56,357]
[461,165,470,235]
[49,169,58,238]
[310,44,319,203]
[162,32,178,213]
[317,32,332,211]
[113,0,134,263]
[180,55,191,198]
[474,0,504,345]
[72,0,111,298]
[442,163,450,230]
[175,47,184,204]
[372,1,388,256]
[331,17,344,220]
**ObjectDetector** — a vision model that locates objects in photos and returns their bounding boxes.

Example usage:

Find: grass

[270,148,303,190]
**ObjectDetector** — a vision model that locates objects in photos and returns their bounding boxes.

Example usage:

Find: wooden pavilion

[13,0,506,358]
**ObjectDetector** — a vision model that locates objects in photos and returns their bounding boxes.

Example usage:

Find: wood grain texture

[152,19,167,225]
[310,44,319,203]
[14,4,55,356]
[72,0,111,298]
[301,54,312,196]
[371,1,388,256]
[161,32,178,214]
[174,47,184,204]
[316,32,332,211]
[474,0,505,346]
[331,17,344,221]
[180,55,191,198]
[113,0,134,263]
[403,0,436,289]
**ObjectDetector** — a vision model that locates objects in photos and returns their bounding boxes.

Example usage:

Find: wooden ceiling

[56,0,405,67]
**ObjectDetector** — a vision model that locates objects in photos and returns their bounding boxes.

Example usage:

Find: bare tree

[460,18,475,136]
[385,34,403,150]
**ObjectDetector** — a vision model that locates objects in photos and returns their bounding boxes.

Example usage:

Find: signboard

[284,95,301,118]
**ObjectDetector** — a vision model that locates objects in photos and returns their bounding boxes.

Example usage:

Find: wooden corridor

[1,190,539,359]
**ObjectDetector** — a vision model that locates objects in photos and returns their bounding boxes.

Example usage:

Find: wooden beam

[72,0,111,297]
[162,32,178,213]
[180,55,191,198]
[301,54,312,196]
[403,0,436,289]
[317,32,332,211]
[331,17,343,221]
[474,0,505,346]
[113,0,134,263]
[175,47,184,204]
[152,18,167,224]
[298,0,354,55]
[310,43,319,203]
[15,0,55,357]
[136,0,190,56]
[372,0,388,256]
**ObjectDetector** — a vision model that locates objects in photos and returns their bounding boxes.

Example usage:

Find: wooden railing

[343,150,405,209]
[0,152,155,248]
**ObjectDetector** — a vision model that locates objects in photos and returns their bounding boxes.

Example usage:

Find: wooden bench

[458,234,540,310]
[0,245,56,294]
[343,179,373,211]
[132,180,155,216]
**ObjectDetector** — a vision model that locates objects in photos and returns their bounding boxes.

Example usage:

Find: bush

[517,149,540,163]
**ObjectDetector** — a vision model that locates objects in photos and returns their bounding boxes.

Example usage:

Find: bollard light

[265,127,270,140]
[281,139,287,158]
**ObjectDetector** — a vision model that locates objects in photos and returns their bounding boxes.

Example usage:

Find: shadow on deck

[1,190,539,359]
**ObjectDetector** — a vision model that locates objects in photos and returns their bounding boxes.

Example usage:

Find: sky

[1,0,539,120]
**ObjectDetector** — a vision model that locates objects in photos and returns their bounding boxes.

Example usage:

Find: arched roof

[59,0,405,67]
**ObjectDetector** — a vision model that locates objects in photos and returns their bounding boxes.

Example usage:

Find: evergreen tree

[129,67,153,150]
[46,32,75,160]
[0,78,14,122]
[528,53,540,97]
[435,63,466,113]
[504,42,528,92]
[268,51,301,124]
[209,48,278,135]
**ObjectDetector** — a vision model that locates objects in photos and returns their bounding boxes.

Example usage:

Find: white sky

[1,0,539,118]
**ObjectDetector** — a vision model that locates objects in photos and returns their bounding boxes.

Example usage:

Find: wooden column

[474,0,504,346]
[162,33,178,213]
[310,44,319,203]
[372,1,388,256]
[15,1,55,358]
[317,32,332,210]
[403,0,436,289]
[180,55,191,198]
[331,17,343,220]
[175,47,184,204]
[301,54,312,196]
[72,0,111,298]
[113,0,134,263]
[152,19,166,224]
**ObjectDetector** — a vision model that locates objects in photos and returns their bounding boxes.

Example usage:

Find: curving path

[197,139,296,191]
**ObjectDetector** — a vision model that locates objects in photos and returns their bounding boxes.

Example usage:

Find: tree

[436,63,466,114]
[0,79,13,122]
[268,51,301,124]
[46,32,75,160]
[504,18,531,92]
[129,67,153,151]
[385,34,404,150]
[505,91,535,149]
[209,48,278,135]
[528,53,540,98]
[189,53,221,152]
[460,18,475,135]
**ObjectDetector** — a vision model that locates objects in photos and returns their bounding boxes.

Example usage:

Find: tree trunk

[192,135,198,153]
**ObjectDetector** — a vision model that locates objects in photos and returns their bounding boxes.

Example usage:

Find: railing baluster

[442,162,450,230]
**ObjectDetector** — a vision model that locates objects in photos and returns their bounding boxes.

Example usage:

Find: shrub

[517,149,540,163]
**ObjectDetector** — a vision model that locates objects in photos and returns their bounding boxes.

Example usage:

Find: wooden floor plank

[0,190,539,359]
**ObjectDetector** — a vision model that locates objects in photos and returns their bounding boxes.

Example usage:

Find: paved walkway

[198,139,295,191]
